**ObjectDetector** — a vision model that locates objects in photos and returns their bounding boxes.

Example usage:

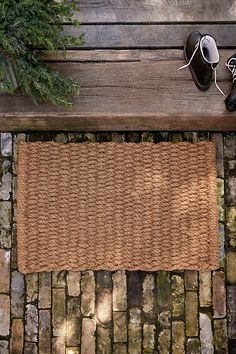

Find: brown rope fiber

[16,141,219,273]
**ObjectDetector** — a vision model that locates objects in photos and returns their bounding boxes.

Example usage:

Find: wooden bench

[1,0,236,131]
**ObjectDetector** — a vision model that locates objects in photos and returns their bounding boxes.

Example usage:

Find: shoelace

[177,41,225,96]
[225,57,236,82]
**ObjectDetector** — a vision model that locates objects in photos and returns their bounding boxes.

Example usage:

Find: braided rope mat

[17,141,219,273]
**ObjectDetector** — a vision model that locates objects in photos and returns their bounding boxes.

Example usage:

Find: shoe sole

[183,40,212,92]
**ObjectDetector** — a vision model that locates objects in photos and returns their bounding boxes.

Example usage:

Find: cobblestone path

[0,131,235,354]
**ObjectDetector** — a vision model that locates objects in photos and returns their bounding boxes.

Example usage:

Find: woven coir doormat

[17,141,219,273]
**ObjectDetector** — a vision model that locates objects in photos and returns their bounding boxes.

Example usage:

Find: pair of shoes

[178,31,236,112]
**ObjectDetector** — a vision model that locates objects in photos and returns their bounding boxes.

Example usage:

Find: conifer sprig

[0,0,83,107]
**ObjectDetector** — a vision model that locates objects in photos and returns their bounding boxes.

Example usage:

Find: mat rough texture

[16,141,219,273]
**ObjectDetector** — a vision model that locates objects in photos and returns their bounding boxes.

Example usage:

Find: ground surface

[0,131,236,354]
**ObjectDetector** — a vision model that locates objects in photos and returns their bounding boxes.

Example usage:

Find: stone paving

[0,131,235,354]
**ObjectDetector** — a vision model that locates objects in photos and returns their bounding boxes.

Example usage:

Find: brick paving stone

[67,296,80,318]
[172,321,185,354]
[169,132,183,142]
[113,312,127,343]
[158,310,171,328]
[11,270,24,318]
[228,159,236,171]
[55,133,68,143]
[66,297,81,347]
[213,271,226,318]
[214,319,228,353]
[112,132,125,143]
[157,272,172,311]
[0,249,10,293]
[228,285,236,339]
[143,324,155,354]
[183,132,198,142]
[96,288,112,324]
[158,329,171,354]
[39,310,51,354]
[198,132,210,141]
[81,271,95,317]
[157,132,168,142]
[0,340,9,354]
[96,271,112,289]
[12,175,16,202]
[0,226,11,249]
[0,201,12,249]
[211,133,224,178]
[69,132,82,142]
[0,294,10,336]
[217,178,225,222]
[52,288,66,337]
[142,273,155,316]
[227,175,236,206]
[186,338,200,354]
[227,252,236,284]
[67,324,80,350]
[0,201,12,229]
[83,132,97,143]
[199,271,212,307]
[52,337,65,354]
[25,304,38,342]
[128,308,142,354]
[224,133,236,159]
[185,291,198,337]
[67,271,81,297]
[113,343,127,354]
[97,132,111,142]
[12,202,16,224]
[184,270,198,291]
[24,342,37,354]
[25,273,38,303]
[126,132,140,143]
[127,271,142,308]
[219,223,225,266]
[171,275,184,317]
[53,271,67,288]
[10,319,24,354]
[97,326,111,354]
[112,270,127,311]
[12,135,22,176]
[0,160,12,201]
[66,348,80,354]
[141,132,155,142]
[39,272,51,308]
[226,206,236,235]
[1,133,12,157]
[199,313,214,354]
[81,318,96,354]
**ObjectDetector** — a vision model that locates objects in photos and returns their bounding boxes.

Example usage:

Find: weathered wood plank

[1,110,235,131]
[43,49,232,71]
[43,49,184,62]
[0,51,235,131]
[65,24,236,48]
[74,0,236,23]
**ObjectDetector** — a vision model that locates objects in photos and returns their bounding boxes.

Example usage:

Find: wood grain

[43,49,233,69]
[65,24,236,48]
[0,51,235,131]
[74,0,236,23]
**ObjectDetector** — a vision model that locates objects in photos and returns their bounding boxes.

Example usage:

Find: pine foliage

[0,0,83,107]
